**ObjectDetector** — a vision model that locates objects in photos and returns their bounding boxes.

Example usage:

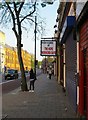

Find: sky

[0,1,59,61]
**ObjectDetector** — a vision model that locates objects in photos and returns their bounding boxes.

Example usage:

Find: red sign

[40,40,57,56]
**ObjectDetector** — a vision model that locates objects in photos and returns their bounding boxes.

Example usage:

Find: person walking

[48,67,52,79]
[29,68,35,92]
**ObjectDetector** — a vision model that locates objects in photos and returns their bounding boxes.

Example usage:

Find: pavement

[2,73,78,119]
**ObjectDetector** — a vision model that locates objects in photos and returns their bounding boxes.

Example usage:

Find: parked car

[5,69,18,80]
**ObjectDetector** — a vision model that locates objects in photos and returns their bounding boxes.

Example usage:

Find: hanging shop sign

[40,40,57,56]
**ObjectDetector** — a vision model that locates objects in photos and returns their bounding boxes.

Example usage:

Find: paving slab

[2,73,78,119]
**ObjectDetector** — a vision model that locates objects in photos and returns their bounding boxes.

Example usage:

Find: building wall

[4,45,16,70]
[60,45,64,86]
[0,31,5,73]
[65,31,77,112]
[56,1,87,117]
[15,49,20,70]
[30,53,34,69]
[78,18,88,118]
[21,49,31,70]
[4,44,32,71]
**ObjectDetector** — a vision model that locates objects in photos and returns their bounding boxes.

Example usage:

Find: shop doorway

[83,49,87,115]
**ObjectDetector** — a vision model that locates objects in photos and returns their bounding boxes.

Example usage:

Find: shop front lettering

[44,47,53,50]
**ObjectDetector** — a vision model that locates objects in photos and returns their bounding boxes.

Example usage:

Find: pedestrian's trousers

[30,81,34,90]
[49,74,52,79]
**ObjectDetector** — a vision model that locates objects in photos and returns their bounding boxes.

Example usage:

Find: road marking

[0,80,15,85]
[0,75,29,85]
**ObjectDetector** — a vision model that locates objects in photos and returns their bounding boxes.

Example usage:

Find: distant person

[48,67,52,79]
[47,67,49,74]
[29,68,35,92]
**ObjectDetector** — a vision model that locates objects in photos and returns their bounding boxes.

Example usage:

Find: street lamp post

[34,1,55,79]
[34,15,37,79]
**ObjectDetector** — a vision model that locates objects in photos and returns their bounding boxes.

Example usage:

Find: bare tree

[0,1,36,91]
[0,0,55,91]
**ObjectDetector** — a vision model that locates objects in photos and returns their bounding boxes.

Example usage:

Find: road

[0,69,42,94]
[0,73,5,83]
[1,77,29,94]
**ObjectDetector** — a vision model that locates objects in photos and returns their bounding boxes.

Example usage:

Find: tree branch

[18,1,25,15]
[13,2,18,15]
[26,17,35,23]
[13,2,22,40]
[20,3,36,23]
[6,2,14,19]
[6,2,18,38]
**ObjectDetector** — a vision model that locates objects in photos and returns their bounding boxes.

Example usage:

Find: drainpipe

[76,31,80,115]
[54,58,56,76]
[73,1,80,114]
[58,53,60,84]
[77,41,79,104]
[63,44,66,91]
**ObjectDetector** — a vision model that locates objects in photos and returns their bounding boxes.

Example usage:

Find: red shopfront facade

[78,9,88,119]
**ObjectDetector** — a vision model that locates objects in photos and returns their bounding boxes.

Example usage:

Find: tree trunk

[17,39,28,91]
